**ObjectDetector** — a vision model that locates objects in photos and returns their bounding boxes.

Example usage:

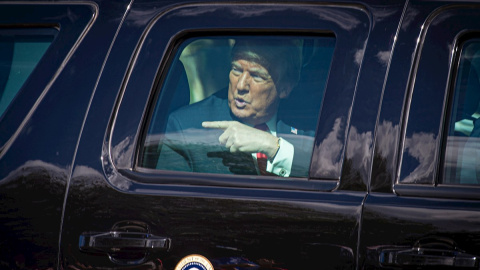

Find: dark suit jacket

[156,94,314,177]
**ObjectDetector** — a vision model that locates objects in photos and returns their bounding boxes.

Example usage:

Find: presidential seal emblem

[174,254,214,270]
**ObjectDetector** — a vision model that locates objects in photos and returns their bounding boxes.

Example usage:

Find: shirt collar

[265,114,277,133]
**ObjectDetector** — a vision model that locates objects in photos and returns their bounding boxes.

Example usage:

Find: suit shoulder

[169,94,229,121]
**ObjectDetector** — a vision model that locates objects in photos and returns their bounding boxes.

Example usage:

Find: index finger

[202,121,233,130]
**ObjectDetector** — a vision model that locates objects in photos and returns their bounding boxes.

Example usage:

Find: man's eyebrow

[231,61,270,77]
[249,67,270,77]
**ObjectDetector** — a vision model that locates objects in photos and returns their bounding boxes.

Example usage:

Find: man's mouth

[234,98,248,108]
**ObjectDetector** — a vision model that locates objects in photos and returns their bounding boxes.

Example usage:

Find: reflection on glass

[370,120,399,191]
[401,132,436,184]
[312,117,344,177]
[140,36,335,178]
[443,39,480,185]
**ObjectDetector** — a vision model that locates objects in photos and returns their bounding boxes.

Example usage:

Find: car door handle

[379,247,479,268]
[79,231,171,254]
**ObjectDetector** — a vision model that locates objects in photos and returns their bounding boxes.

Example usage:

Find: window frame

[394,5,480,200]
[106,3,371,192]
[131,31,339,191]
[440,34,480,187]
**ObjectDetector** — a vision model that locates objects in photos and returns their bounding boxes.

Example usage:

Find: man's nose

[237,72,250,91]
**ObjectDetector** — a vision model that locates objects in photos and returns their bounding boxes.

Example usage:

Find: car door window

[139,35,335,178]
[0,29,56,117]
[108,3,370,190]
[444,38,480,185]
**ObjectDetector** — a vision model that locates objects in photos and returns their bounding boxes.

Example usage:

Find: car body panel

[362,0,480,268]
[1,0,479,270]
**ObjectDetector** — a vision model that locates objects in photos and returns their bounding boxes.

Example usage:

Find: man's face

[228,59,285,126]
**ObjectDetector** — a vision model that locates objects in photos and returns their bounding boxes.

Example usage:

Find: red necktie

[254,123,269,175]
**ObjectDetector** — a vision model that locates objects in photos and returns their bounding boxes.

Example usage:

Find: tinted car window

[140,36,335,178]
[0,29,56,116]
[443,38,480,185]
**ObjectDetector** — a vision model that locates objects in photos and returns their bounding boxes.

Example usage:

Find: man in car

[156,38,314,177]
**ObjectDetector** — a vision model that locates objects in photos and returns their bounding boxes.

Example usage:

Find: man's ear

[279,85,293,99]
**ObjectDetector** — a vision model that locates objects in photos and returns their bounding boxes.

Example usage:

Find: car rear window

[139,35,335,178]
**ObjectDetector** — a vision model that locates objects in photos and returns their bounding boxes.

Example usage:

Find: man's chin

[231,110,252,123]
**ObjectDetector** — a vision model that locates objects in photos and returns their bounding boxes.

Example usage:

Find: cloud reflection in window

[312,117,344,178]
[401,132,436,183]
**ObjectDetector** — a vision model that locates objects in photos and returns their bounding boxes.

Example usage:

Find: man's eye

[231,66,242,75]
[251,73,267,82]
[251,74,262,80]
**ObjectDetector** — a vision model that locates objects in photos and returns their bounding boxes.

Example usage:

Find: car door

[361,1,480,268]
[0,1,131,269]
[59,1,404,269]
